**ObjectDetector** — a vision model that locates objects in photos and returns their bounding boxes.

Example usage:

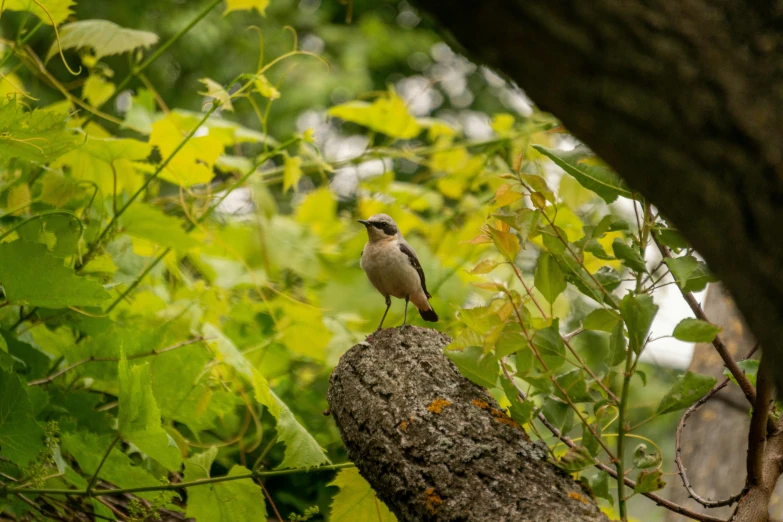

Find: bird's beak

[357,220,370,227]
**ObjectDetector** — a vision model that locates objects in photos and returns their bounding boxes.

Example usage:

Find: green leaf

[583,309,620,333]
[672,318,722,343]
[329,467,398,522]
[0,101,80,162]
[446,346,499,389]
[534,253,566,304]
[532,319,566,372]
[608,321,628,366]
[283,155,303,193]
[252,371,331,469]
[48,20,159,61]
[665,255,717,293]
[557,445,593,472]
[533,145,633,203]
[329,90,421,139]
[0,241,110,309]
[122,204,198,252]
[619,293,658,353]
[724,359,759,387]
[589,471,613,506]
[185,447,268,522]
[487,226,520,262]
[542,397,573,434]
[611,239,647,273]
[634,470,666,494]
[656,371,717,416]
[204,325,330,469]
[52,136,152,194]
[0,370,45,466]
[654,227,689,250]
[118,354,182,471]
[554,369,592,403]
[633,443,662,469]
[3,0,74,25]
[62,431,169,502]
[500,378,534,425]
[82,75,116,107]
[199,78,233,111]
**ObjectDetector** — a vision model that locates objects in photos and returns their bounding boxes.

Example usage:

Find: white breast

[361,238,422,299]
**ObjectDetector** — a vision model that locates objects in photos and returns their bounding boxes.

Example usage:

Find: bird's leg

[401,296,410,329]
[376,295,392,331]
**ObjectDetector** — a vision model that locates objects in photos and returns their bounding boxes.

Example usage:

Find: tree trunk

[409,0,783,389]
[327,327,607,522]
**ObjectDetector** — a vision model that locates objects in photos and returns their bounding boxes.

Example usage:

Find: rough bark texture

[327,327,607,522]
[410,0,783,391]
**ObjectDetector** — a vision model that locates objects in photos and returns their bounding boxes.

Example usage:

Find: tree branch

[327,327,608,522]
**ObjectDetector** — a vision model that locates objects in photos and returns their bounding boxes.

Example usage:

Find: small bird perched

[358,214,438,330]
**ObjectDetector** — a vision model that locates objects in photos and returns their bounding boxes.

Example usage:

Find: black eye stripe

[369,222,385,229]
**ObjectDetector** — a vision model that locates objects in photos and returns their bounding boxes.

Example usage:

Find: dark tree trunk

[409,0,783,390]
[327,327,607,522]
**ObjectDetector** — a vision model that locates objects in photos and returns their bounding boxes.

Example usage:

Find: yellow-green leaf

[329,467,397,522]
[47,19,158,59]
[149,113,224,187]
[82,75,116,108]
[224,0,270,15]
[199,78,233,112]
[3,0,74,26]
[283,155,303,193]
[329,90,422,139]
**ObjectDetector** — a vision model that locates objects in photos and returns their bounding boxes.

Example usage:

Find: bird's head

[358,214,399,242]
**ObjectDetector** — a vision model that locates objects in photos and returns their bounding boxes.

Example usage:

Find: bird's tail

[418,305,438,322]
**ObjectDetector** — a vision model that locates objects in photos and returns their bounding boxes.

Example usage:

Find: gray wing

[399,242,431,298]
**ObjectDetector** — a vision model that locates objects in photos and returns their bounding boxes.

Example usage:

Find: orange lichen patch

[568,492,591,505]
[423,488,443,514]
[427,398,452,414]
[471,398,490,410]
[492,415,524,431]
[490,407,506,417]
[399,420,409,432]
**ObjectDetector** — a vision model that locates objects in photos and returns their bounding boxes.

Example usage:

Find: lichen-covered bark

[327,327,607,522]
[408,0,783,391]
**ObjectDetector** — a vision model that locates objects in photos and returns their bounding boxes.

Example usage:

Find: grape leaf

[150,113,224,187]
[121,204,198,252]
[283,155,303,193]
[329,90,422,139]
[185,447,267,522]
[48,20,159,60]
[3,0,74,25]
[118,355,182,471]
[329,467,398,522]
[0,100,80,162]
[224,0,270,15]
[0,241,110,308]
[0,370,45,466]
[204,325,330,469]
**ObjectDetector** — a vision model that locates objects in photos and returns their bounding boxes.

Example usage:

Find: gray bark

[409,0,783,391]
[327,327,607,522]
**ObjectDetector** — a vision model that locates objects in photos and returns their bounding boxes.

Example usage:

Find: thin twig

[654,239,756,406]
[674,343,759,508]
[7,462,355,497]
[28,337,207,386]
[87,435,121,493]
[500,361,727,522]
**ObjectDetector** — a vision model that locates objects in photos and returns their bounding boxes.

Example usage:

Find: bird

[358,213,438,330]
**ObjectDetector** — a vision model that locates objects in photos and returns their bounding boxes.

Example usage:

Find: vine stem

[6,462,355,497]
[82,0,223,123]
[78,102,221,271]
[87,436,120,493]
